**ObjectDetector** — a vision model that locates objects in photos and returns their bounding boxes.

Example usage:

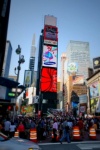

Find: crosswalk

[77,143,100,150]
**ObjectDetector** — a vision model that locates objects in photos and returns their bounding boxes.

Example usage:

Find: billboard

[79,94,88,104]
[44,25,58,41]
[67,62,78,74]
[40,67,57,92]
[44,39,57,45]
[24,70,32,87]
[72,75,84,85]
[93,57,100,69]
[80,105,86,113]
[89,82,100,98]
[42,45,57,68]
[90,97,99,113]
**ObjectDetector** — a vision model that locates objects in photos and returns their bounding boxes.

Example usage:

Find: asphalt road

[39,141,100,150]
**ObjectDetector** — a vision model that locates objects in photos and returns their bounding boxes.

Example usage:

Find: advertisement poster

[89,82,100,98]
[42,45,57,68]
[72,75,84,85]
[67,62,78,74]
[80,106,86,113]
[90,98,99,113]
[40,67,57,92]
[24,70,32,87]
[93,57,100,69]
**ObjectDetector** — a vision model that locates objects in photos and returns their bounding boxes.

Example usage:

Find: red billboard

[40,67,57,92]
[44,25,58,41]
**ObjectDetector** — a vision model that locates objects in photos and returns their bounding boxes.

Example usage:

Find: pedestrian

[52,119,58,142]
[4,118,11,137]
[59,119,71,144]
[9,122,16,138]
[17,121,25,139]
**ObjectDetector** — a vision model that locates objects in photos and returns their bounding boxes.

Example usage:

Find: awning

[0,77,19,88]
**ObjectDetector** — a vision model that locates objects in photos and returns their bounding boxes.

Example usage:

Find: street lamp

[13,45,25,121]
[14,45,25,82]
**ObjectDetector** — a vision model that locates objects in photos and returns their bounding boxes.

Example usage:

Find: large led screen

[44,25,58,41]
[42,45,57,68]
[40,67,57,92]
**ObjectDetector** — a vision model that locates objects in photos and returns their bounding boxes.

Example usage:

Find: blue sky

[7,0,100,84]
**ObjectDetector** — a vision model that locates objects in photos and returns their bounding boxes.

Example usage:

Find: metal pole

[13,56,21,121]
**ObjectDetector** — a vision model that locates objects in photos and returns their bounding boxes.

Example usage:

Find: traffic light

[7,105,13,111]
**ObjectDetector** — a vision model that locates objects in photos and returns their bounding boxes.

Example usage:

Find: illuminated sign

[40,67,57,92]
[67,62,78,74]
[44,39,57,45]
[93,57,100,69]
[44,25,58,41]
[42,45,57,68]
[8,93,15,97]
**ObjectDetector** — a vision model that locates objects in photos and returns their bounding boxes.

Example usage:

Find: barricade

[14,130,19,138]
[72,126,80,140]
[89,127,96,140]
[30,128,37,143]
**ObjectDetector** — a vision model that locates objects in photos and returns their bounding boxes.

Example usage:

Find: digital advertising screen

[44,25,58,41]
[40,67,57,93]
[42,45,57,68]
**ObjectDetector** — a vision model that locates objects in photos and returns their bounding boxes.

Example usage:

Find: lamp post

[13,45,25,121]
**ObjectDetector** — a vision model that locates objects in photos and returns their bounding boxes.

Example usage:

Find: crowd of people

[0,114,100,143]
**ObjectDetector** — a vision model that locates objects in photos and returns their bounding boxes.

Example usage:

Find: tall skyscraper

[66,40,90,80]
[29,34,36,70]
[36,15,58,113]
[0,0,11,76]
[60,53,66,109]
[2,41,12,77]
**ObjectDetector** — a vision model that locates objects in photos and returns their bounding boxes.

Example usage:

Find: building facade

[66,40,90,80]
[0,0,11,76]
[2,41,12,77]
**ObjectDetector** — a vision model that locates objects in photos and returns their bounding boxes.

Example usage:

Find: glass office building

[66,40,90,80]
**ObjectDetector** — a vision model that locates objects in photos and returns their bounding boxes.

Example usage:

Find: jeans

[59,129,70,143]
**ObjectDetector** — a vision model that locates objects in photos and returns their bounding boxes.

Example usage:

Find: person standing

[4,118,11,136]
[9,122,16,138]
[17,121,25,138]
[52,119,58,142]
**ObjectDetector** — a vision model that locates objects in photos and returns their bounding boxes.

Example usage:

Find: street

[39,141,100,150]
